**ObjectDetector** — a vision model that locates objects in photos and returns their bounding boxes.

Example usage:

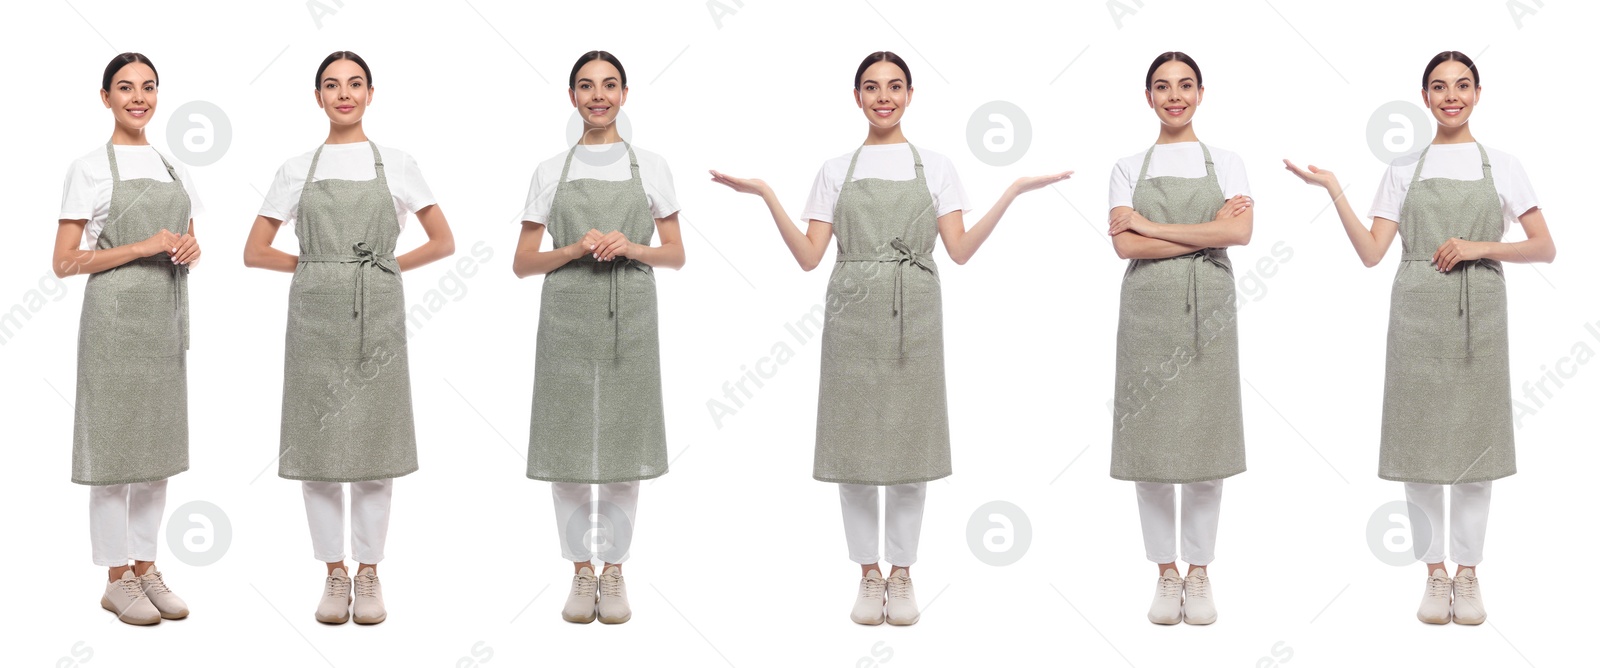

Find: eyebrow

[116,79,157,86]
[1428,77,1473,85]
[576,76,620,84]
[1152,77,1196,85]
[861,78,905,85]
[321,75,366,83]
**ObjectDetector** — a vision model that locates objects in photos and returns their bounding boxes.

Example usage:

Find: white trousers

[302,479,393,564]
[1404,481,1491,566]
[552,481,640,564]
[89,480,168,567]
[1135,479,1223,565]
[839,482,927,567]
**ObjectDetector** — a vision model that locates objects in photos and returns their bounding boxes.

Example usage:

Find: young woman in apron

[711,51,1069,626]
[244,51,458,625]
[56,52,201,626]
[1107,52,1255,626]
[1285,51,1554,625]
[514,51,684,625]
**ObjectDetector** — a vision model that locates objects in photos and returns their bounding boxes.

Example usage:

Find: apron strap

[1408,144,1433,189]
[298,244,400,356]
[835,239,937,357]
[104,141,122,182]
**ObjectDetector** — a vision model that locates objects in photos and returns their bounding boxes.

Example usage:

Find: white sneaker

[1147,568,1183,625]
[102,570,161,625]
[136,569,190,620]
[884,568,920,626]
[562,566,598,623]
[597,565,631,624]
[1417,568,1452,624]
[1452,568,1486,625]
[352,566,386,624]
[316,567,352,624]
[1182,567,1216,625]
[850,569,886,625]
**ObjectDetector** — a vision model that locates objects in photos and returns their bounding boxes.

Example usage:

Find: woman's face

[101,63,158,131]
[1145,60,1202,128]
[569,59,627,132]
[1423,60,1479,128]
[315,58,373,126]
[855,61,912,130]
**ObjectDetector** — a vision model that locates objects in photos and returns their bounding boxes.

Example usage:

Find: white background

[1,0,1592,666]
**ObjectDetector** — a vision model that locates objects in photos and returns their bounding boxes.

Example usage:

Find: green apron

[72,142,191,485]
[1380,143,1514,484]
[813,143,951,486]
[527,142,668,484]
[1110,143,1247,484]
[279,141,418,482]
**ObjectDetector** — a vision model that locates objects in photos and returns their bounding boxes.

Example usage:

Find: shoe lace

[1185,574,1209,598]
[600,573,625,598]
[571,573,597,598]
[1159,575,1183,599]
[324,574,351,598]
[1427,574,1451,598]
[139,571,171,596]
[887,574,912,600]
[118,576,148,600]
[860,576,886,599]
[1454,575,1479,600]
[354,573,380,598]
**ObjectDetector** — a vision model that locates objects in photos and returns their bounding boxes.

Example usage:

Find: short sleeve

[800,163,838,224]
[520,164,555,225]
[1368,163,1407,223]
[1108,159,1134,210]
[173,162,206,219]
[1498,154,1539,224]
[1218,152,1251,199]
[930,154,970,218]
[645,157,680,220]
[258,162,298,223]
[59,159,96,221]
[396,152,436,214]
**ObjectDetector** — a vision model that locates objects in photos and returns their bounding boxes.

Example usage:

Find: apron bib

[813,143,951,485]
[278,141,418,482]
[1110,143,1247,483]
[1379,143,1514,484]
[527,142,668,484]
[72,142,192,485]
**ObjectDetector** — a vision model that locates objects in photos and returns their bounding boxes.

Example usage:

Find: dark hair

[1422,51,1480,90]
[1145,51,1201,90]
[569,51,627,89]
[315,51,372,89]
[854,51,912,90]
[101,53,158,92]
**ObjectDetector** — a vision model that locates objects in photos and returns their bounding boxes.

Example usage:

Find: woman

[1286,51,1553,625]
[514,51,684,626]
[1107,51,1254,626]
[57,52,201,626]
[711,51,1068,626]
[243,51,456,625]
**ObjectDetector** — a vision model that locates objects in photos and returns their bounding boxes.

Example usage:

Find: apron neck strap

[1406,142,1492,187]
[843,142,924,183]
[305,140,385,182]
[1136,142,1214,182]
[559,140,639,183]
[105,142,181,183]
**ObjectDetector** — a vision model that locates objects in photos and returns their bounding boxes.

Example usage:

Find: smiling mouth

[1440,106,1464,115]
[1164,106,1186,115]
[873,107,895,116]
[126,108,148,117]
[336,105,355,112]
[588,106,610,115]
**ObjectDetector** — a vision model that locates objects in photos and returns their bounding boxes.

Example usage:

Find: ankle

[860,563,882,578]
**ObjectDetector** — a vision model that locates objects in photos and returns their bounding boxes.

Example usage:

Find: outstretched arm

[709,170,833,271]
[937,171,1072,264]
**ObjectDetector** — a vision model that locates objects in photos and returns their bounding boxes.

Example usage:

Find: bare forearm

[54,242,152,277]
[627,240,684,270]
[1326,185,1389,267]
[1113,232,1205,260]
[397,235,456,272]
[764,190,826,271]
[1141,218,1249,247]
[1482,237,1555,264]
[513,241,581,278]
[243,244,299,273]
[944,187,1018,264]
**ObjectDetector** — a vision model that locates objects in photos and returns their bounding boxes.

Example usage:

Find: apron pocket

[1392,290,1470,359]
[288,293,361,359]
[538,291,620,360]
[822,288,941,360]
[113,291,180,359]
[1117,288,1194,357]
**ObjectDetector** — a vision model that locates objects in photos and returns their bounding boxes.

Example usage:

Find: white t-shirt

[258,143,436,232]
[1368,143,1538,231]
[1108,142,1251,210]
[801,143,971,223]
[59,144,206,249]
[520,143,679,224]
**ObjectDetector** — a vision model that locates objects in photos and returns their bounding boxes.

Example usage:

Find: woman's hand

[1108,209,1153,236]
[1283,159,1338,190]
[1009,170,1074,195]
[708,170,772,198]
[139,228,181,257]
[592,231,633,261]
[171,232,201,266]
[1433,237,1488,272]
[1216,194,1252,220]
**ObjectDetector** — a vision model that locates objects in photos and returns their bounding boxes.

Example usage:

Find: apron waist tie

[133,254,190,353]
[836,237,937,357]
[1399,252,1501,358]
[298,242,400,356]
[576,256,647,357]
[1179,248,1231,354]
